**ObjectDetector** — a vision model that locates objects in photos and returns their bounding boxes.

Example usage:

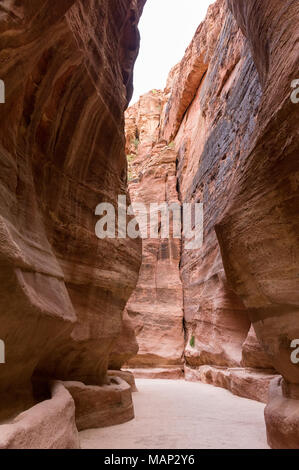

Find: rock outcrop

[0,0,298,451]
[123,91,185,378]
[125,0,278,391]
[265,377,299,449]
[0,0,144,448]
[218,0,299,449]
[125,0,298,448]
[0,382,79,449]
[64,376,134,431]
[164,0,260,380]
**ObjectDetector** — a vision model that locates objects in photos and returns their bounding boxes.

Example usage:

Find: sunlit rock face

[157,0,278,392]
[123,91,185,378]
[125,1,259,382]
[163,0,263,379]
[0,0,143,436]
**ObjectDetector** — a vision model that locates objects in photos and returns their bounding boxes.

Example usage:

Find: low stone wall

[0,381,79,449]
[64,377,135,431]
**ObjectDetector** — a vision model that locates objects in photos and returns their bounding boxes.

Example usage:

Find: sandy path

[80,379,269,449]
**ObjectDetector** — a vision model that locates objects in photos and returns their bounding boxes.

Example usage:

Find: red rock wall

[0,0,143,430]
[125,0,299,447]
[127,0,277,388]
[219,0,299,449]
[123,91,185,378]
[163,0,271,381]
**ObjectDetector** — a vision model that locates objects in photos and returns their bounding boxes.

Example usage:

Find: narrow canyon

[0,0,298,450]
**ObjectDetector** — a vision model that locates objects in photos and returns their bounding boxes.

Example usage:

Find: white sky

[131,0,214,104]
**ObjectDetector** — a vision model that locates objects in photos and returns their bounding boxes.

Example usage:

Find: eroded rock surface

[0,382,79,449]
[0,0,298,451]
[123,91,185,377]
[126,0,279,388]
[219,0,299,448]
[265,377,299,449]
[125,0,298,448]
[166,0,259,375]
[64,377,134,431]
[0,0,144,445]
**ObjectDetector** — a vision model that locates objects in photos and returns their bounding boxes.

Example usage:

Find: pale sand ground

[80,379,269,449]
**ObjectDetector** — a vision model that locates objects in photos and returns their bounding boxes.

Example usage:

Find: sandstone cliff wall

[219,0,299,449]
[125,0,299,448]
[0,0,144,447]
[124,91,185,379]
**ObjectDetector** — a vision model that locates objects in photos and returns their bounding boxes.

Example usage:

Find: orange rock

[265,378,299,449]
[185,365,277,404]
[124,91,185,372]
[0,0,143,434]
[127,368,184,380]
[0,382,79,449]
[64,377,134,431]
[126,0,299,449]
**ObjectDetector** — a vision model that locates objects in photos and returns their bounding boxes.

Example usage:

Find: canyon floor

[80,379,269,449]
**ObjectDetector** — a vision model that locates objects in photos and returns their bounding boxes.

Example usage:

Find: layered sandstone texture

[125,0,299,448]
[166,0,298,447]
[125,0,277,392]
[0,382,79,449]
[220,0,299,448]
[64,376,134,431]
[0,0,144,448]
[165,0,264,383]
[124,91,185,378]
